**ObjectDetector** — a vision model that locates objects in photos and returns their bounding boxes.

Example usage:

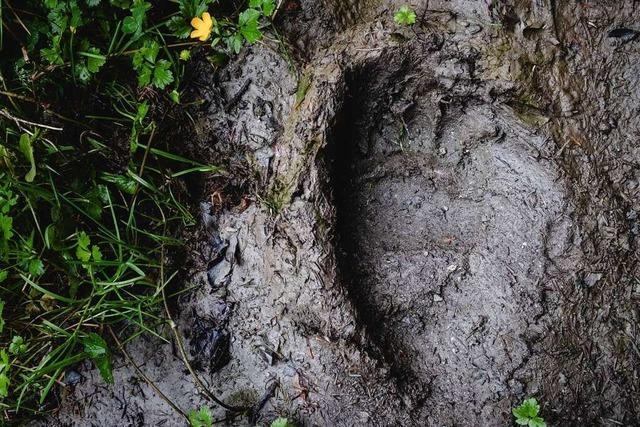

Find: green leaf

[251,0,276,17]
[227,33,243,54]
[76,231,92,262]
[95,354,114,384]
[513,398,540,418]
[240,24,261,44]
[0,350,9,397]
[122,15,138,33]
[152,60,174,89]
[167,16,191,39]
[91,245,102,262]
[28,259,45,277]
[513,398,546,427]
[82,333,113,384]
[44,224,56,249]
[0,188,17,215]
[0,373,8,398]
[86,47,107,73]
[169,89,180,104]
[86,0,101,6]
[48,6,68,34]
[78,232,90,250]
[122,0,151,36]
[18,133,37,183]
[530,417,547,427]
[178,0,213,18]
[101,173,138,194]
[238,9,262,43]
[83,332,107,358]
[394,6,416,25]
[110,0,130,8]
[179,49,191,61]
[271,417,295,427]
[262,0,276,17]
[188,406,213,427]
[0,349,8,370]
[0,214,13,242]
[238,9,260,28]
[141,40,160,64]
[132,1,151,26]
[9,336,27,355]
[0,299,4,334]
[137,64,153,87]
[135,101,149,124]
[69,1,84,29]
[41,46,64,65]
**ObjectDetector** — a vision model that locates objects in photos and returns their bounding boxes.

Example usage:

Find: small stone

[447,264,458,272]
[283,365,297,377]
[583,272,603,288]
[64,370,82,387]
[433,294,444,302]
[559,373,567,385]
[358,412,370,423]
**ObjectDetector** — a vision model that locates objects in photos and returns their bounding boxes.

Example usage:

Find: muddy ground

[47,1,639,426]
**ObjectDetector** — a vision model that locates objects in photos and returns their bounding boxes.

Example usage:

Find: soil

[45,1,639,426]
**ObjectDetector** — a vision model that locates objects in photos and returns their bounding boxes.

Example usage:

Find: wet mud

[332,55,575,423]
[48,1,639,426]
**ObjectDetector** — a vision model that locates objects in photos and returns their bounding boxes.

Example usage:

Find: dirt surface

[46,1,639,426]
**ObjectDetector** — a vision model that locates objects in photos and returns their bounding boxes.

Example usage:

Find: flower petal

[202,12,212,28]
[190,17,203,28]
[190,29,204,39]
[199,33,209,41]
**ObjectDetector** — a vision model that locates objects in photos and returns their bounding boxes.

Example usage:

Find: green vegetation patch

[0,0,273,421]
[513,397,547,427]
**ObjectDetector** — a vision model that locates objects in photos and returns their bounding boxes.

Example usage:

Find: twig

[108,326,190,422]
[159,247,247,414]
[4,0,30,36]
[249,381,279,424]
[224,79,252,112]
[272,0,285,20]
[0,109,63,131]
[0,89,38,103]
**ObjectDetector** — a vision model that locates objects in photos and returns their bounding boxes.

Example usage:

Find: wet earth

[47,1,639,426]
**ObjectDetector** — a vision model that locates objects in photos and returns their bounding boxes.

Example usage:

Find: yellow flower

[190,12,213,41]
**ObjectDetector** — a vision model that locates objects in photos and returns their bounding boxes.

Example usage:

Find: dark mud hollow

[329,56,425,387]
[329,50,578,422]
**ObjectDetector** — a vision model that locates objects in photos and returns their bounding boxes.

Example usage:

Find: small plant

[188,405,214,427]
[394,6,417,26]
[513,398,547,427]
[271,417,296,427]
[8,336,27,356]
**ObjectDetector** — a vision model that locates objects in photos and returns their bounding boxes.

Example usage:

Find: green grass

[0,0,275,422]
